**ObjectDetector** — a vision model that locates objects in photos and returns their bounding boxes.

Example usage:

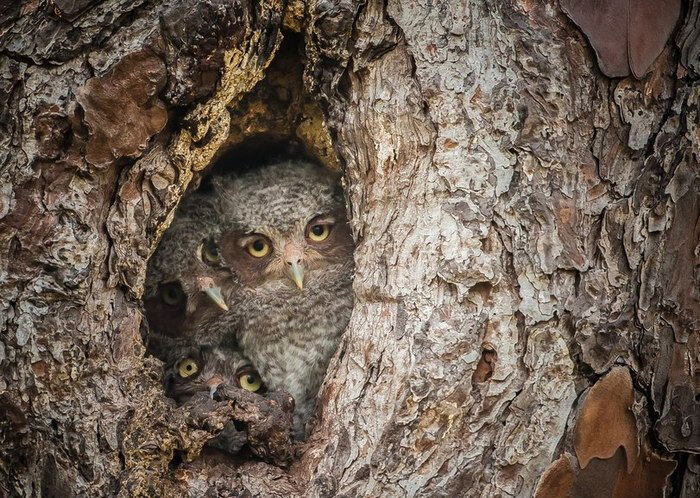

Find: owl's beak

[207,375,224,398]
[287,261,305,290]
[283,243,305,290]
[196,276,229,311]
[205,287,228,311]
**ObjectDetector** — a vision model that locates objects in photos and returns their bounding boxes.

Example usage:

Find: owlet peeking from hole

[163,345,265,403]
[144,191,232,359]
[209,160,355,438]
[163,346,281,458]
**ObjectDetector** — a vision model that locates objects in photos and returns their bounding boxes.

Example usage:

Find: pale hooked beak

[287,261,304,290]
[196,277,229,311]
[205,287,228,311]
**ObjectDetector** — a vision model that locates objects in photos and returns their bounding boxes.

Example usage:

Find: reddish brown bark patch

[537,445,675,498]
[536,368,677,496]
[76,51,168,169]
[560,0,680,78]
[612,444,676,498]
[574,367,638,472]
[533,453,576,498]
[471,345,497,384]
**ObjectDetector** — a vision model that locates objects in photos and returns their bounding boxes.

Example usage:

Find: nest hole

[140,33,354,464]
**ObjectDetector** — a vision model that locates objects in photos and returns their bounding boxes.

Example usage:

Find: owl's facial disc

[280,215,341,290]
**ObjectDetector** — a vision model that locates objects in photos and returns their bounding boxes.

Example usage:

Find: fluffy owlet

[211,160,355,438]
[163,345,271,457]
[144,192,232,358]
[163,345,265,403]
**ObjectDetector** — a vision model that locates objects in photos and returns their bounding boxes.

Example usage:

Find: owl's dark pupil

[252,240,264,251]
[312,225,324,236]
[186,364,193,371]
[246,375,255,383]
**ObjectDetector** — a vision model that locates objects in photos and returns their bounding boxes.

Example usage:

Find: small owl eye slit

[161,282,185,306]
[200,238,221,265]
[177,358,199,378]
[245,236,271,258]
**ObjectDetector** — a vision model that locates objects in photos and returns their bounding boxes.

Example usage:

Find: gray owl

[163,344,270,457]
[211,160,355,438]
[163,344,265,403]
[144,191,232,358]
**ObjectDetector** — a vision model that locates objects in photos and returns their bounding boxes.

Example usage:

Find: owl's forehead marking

[240,217,315,240]
[221,162,341,234]
[238,221,304,243]
[236,199,320,233]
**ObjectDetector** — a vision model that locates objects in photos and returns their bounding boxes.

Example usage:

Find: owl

[163,344,273,457]
[144,191,233,358]
[210,160,355,438]
[163,344,265,403]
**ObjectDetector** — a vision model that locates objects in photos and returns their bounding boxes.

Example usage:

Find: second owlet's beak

[196,277,228,311]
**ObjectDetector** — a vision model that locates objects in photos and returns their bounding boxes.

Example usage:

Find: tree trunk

[1,0,698,496]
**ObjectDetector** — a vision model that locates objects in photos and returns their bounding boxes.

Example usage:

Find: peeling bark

[1,0,698,497]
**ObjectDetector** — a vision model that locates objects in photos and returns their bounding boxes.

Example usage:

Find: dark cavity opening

[142,32,354,465]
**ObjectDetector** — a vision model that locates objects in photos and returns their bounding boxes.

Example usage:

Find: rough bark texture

[1,0,698,497]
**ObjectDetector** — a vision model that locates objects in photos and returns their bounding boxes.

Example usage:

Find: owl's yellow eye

[177,358,198,378]
[247,238,270,258]
[201,239,221,264]
[161,283,185,306]
[239,371,263,392]
[308,224,330,242]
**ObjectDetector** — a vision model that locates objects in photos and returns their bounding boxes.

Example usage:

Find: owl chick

[211,160,354,438]
[144,192,232,358]
[163,344,270,457]
[163,344,265,403]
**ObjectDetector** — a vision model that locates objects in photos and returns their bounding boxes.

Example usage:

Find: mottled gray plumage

[163,345,265,403]
[163,345,266,456]
[211,160,355,438]
[144,192,232,359]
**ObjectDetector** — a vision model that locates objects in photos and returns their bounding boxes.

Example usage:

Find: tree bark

[1,0,698,497]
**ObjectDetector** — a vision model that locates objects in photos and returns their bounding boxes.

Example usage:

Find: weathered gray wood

[1,0,698,496]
